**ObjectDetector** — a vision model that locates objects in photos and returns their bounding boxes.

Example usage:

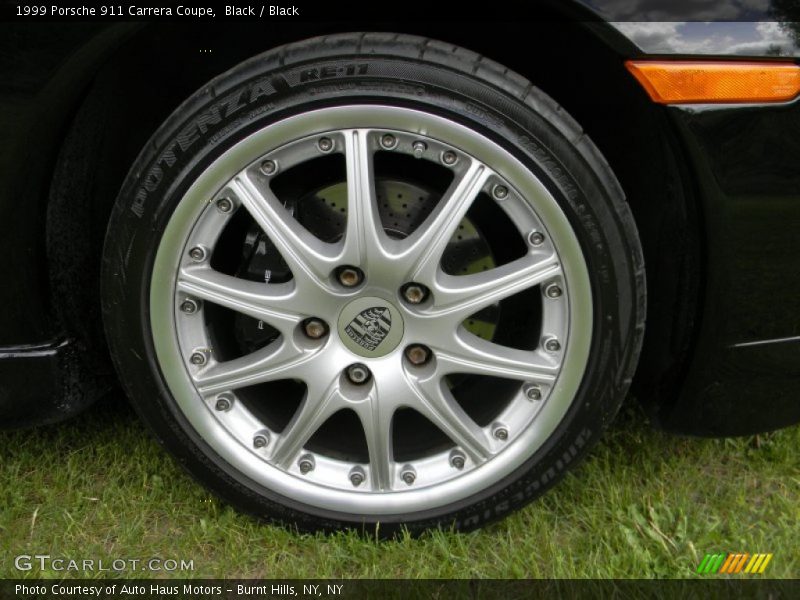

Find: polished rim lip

[151,105,593,516]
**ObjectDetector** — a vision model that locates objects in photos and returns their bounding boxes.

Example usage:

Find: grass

[0,396,797,579]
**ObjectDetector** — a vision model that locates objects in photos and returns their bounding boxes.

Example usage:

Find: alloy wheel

[150,105,593,514]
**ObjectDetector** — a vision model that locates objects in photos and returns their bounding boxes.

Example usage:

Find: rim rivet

[402,283,429,305]
[524,385,542,401]
[545,283,563,299]
[349,467,366,487]
[216,197,233,213]
[260,159,278,175]
[298,455,315,474]
[337,266,363,287]
[441,150,458,165]
[544,337,561,352]
[180,299,199,314]
[450,452,466,470]
[401,466,416,485]
[188,246,206,262]
[528,231,545,246]
[317,137,334,152]
[253,434,269,448]
[190,352,206,366]
[215,396,232,412]
[303,318,328,340]
[412,141,427,158]
[346,363,371,385]
[493,426,509,441]
[405,344,431,366]
[381,134,397,149]
[493,185,509,200]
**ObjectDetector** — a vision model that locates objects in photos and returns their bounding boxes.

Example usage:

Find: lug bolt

[545,283,563,299]
[528,231,545,246]
[400,466,416,485]
[189,352,206,366]
[544,337,561,352]
[524,384,542,401]
[441,150,458,165]
[303,318,328,340]
[180,299,199,314]
[260,159,278,175]
[349,467,365,487]
[346,363,371,385]
[402,283,429,305]
[380,134,397,149]
[405,344,431,366]
[188,246,206,262]
[493,426,509,441]
[253,434,269,448]
[493,185,509,200]
[216,197,233,213]
[450,452,466,470]
[215,396,232,412]
[412,141,427,158]
[336,266,363,287]
[298,455,315,474]
[317,137,334,152]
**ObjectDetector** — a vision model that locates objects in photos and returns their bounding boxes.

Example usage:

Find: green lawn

[0,397,797,579]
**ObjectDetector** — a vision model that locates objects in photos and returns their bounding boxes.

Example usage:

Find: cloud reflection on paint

[581,0,799,56]
[612,21,799,56]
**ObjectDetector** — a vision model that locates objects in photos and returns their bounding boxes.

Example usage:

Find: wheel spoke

[340,130,385,266]
[437,329,559,383]
[177,266,306,335]
[271,382,343,468]
[430,254,561,321]
[353,396,395,491]
[194,340,317,395]
[408,377,492,463]
[232,175,336,287]
[403,160,491,282]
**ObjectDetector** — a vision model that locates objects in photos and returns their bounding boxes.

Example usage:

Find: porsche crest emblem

[344,307,392,351]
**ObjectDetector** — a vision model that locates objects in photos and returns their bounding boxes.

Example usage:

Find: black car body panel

[0,339,102,428]
[657,102,800,435]
[0,2,798,435]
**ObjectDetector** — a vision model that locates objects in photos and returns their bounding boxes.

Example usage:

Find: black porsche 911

[1,1,798,533]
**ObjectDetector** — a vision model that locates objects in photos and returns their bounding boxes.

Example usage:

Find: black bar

[2,579,800,600]
[0,0,797,23]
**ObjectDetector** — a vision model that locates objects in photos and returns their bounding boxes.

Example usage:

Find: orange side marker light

[625,60,800,104]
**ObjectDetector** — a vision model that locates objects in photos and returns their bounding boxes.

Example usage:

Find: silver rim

[151,105,593,515]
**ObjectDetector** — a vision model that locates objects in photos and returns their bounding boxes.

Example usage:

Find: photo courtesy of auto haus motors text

[13,583,344,597]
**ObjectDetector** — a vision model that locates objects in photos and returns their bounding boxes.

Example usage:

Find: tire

[102,33,645,534]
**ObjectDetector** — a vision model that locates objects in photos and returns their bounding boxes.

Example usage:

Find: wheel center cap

[337,296,405,358]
